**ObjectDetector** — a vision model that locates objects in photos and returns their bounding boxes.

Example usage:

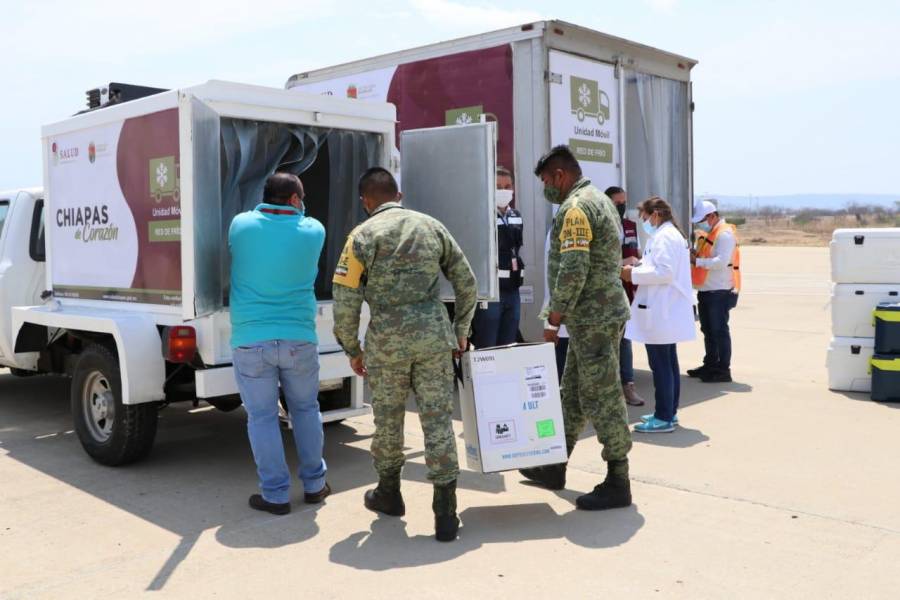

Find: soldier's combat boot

[575,459,632,511]
[433,480,459,542]
[518,438,575,490]
[364,474,405,517]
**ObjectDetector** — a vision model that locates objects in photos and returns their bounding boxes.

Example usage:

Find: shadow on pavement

[329,502,644,571]
[833,390,900,409]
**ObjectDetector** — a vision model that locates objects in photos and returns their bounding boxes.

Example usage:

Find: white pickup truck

[0,81,498,466]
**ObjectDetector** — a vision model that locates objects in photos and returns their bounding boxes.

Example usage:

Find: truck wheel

[71,344,158,466]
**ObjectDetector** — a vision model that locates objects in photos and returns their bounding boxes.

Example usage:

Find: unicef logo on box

[489,420,517,444]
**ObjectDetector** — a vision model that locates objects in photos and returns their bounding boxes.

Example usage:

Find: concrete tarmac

[1,246,898,599]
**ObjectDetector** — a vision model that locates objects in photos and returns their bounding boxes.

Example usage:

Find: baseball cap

[692,200,718,223]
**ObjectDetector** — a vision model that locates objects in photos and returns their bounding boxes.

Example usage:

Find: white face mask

[496,189,514,210]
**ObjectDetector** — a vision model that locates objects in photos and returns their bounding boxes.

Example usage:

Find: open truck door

[399,122,499,302]
[179,94,223,320]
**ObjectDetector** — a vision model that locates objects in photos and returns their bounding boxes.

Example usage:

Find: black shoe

[686,365,712,378]
[248,494,291,515]
[304,482,332,504]
[575,461,632,511]
[700,368,732,383]
[518,464,567,490]
[364,478,406,516]
[433,481,459,542]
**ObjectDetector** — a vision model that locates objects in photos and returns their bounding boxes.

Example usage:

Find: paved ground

[1,246,898,599]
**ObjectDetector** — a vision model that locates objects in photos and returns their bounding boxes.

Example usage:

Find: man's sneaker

[686,365,712,378]
[304,482,332,504]
[640,413,679,425]
[249,494,291,515]
[634,416,675,433]
[623,382,646,406]
[700,368,732,383]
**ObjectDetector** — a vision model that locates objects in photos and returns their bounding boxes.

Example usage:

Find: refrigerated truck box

[459,343,567,473]
[826,337,874,393]
[831,284,900,337]
[830,228,900,284]
[286,20,697,341]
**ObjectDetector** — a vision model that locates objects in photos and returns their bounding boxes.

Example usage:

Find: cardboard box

[459,343,567,472]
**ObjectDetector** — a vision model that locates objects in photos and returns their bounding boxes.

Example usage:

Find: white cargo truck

[287,20,697,341]
[1,81,499,465]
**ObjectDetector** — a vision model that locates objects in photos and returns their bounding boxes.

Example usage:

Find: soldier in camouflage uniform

[521,145,634,511]
[332,167,477,542]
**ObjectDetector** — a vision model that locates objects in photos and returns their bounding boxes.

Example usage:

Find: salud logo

[570,76,611,125]
[148,156,180,204]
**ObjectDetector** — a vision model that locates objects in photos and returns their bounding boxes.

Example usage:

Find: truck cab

[0,188,46,373]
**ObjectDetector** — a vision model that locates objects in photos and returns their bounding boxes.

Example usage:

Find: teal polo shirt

[228,203,325,348]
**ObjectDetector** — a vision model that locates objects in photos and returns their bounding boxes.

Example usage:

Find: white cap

[693,200,718,223]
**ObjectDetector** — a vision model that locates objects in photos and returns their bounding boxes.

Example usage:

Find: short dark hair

[533,145,582,177]
[604,186,625,197]
[263,172,303,205]
[497,166,514,183]
[358,167,398,202]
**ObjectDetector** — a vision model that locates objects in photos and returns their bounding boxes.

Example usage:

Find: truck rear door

[399,122,499,302]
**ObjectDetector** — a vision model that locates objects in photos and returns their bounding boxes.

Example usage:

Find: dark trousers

[555,336,570,382]
[645,343,680,422]
[619,336,634,384]
[471,288,521,348]
[698,290,734,371]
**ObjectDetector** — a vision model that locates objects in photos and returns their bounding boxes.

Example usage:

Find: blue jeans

[645,343,680,422]
[698,290,735,371]
[619,336,634,384]
[471,288,521,348]
[233,340,327,504]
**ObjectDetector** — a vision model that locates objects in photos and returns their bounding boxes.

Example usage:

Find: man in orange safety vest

[688,200,741,383]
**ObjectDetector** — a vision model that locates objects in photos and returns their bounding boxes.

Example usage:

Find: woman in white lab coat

[621,197,695,433]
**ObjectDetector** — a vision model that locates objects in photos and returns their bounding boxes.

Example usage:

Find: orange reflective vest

[692,221,741,292]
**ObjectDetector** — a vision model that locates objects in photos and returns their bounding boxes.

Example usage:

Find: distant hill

[697,194,900,212]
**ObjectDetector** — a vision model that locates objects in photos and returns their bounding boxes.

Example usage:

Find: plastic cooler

[831,284,900,337]
[873,302,900,354]
[826,337,873,393]
[830,228,900,284]
[870,355,900,402]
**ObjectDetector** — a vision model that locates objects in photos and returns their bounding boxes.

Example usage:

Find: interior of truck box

[218,118,382,302]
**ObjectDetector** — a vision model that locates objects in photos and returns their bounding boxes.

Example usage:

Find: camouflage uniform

[332,202,477,485]
[547,178,633,462]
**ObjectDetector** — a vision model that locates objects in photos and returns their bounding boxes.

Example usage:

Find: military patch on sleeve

[558,205,593,253]
[333,235,364,288]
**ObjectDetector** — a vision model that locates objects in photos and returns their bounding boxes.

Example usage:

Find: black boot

[433,480,459,542]
[518,463,567,490]
[575,460,632,511]
[364,475,405,517]
[518,439,574,490]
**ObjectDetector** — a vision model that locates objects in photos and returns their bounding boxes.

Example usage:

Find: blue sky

[1,0,898,195]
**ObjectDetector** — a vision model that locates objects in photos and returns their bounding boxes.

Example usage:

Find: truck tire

[71,344,158,466]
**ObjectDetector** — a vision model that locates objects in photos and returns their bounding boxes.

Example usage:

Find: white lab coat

[625,222,696,345]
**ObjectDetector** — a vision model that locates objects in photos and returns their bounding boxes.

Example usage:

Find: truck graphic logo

[570,76,610,125]
[149,156,180,204]
[489,420,516,444]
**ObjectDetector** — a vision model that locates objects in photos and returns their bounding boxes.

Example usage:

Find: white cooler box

[831,283,900,337]
[826,336,874,393]
[459,343,567,473]
[830,228,900,284]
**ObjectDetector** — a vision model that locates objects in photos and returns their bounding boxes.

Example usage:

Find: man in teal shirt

[229,172,330,515]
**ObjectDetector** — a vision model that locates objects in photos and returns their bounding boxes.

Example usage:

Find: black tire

[71,344,158,466]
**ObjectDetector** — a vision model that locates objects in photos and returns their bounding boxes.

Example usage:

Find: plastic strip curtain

[624,71,691,229]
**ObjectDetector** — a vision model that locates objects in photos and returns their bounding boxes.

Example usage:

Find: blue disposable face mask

[697,221,712,233]
[642,219,658,236]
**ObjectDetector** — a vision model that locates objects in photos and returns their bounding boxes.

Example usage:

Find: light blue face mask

[642,220,658,236]
[697,221,712,233]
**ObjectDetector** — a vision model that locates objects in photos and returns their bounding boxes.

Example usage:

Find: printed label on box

[536,419,556,438]
[489,420,517,444]
[472,353,498,375]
